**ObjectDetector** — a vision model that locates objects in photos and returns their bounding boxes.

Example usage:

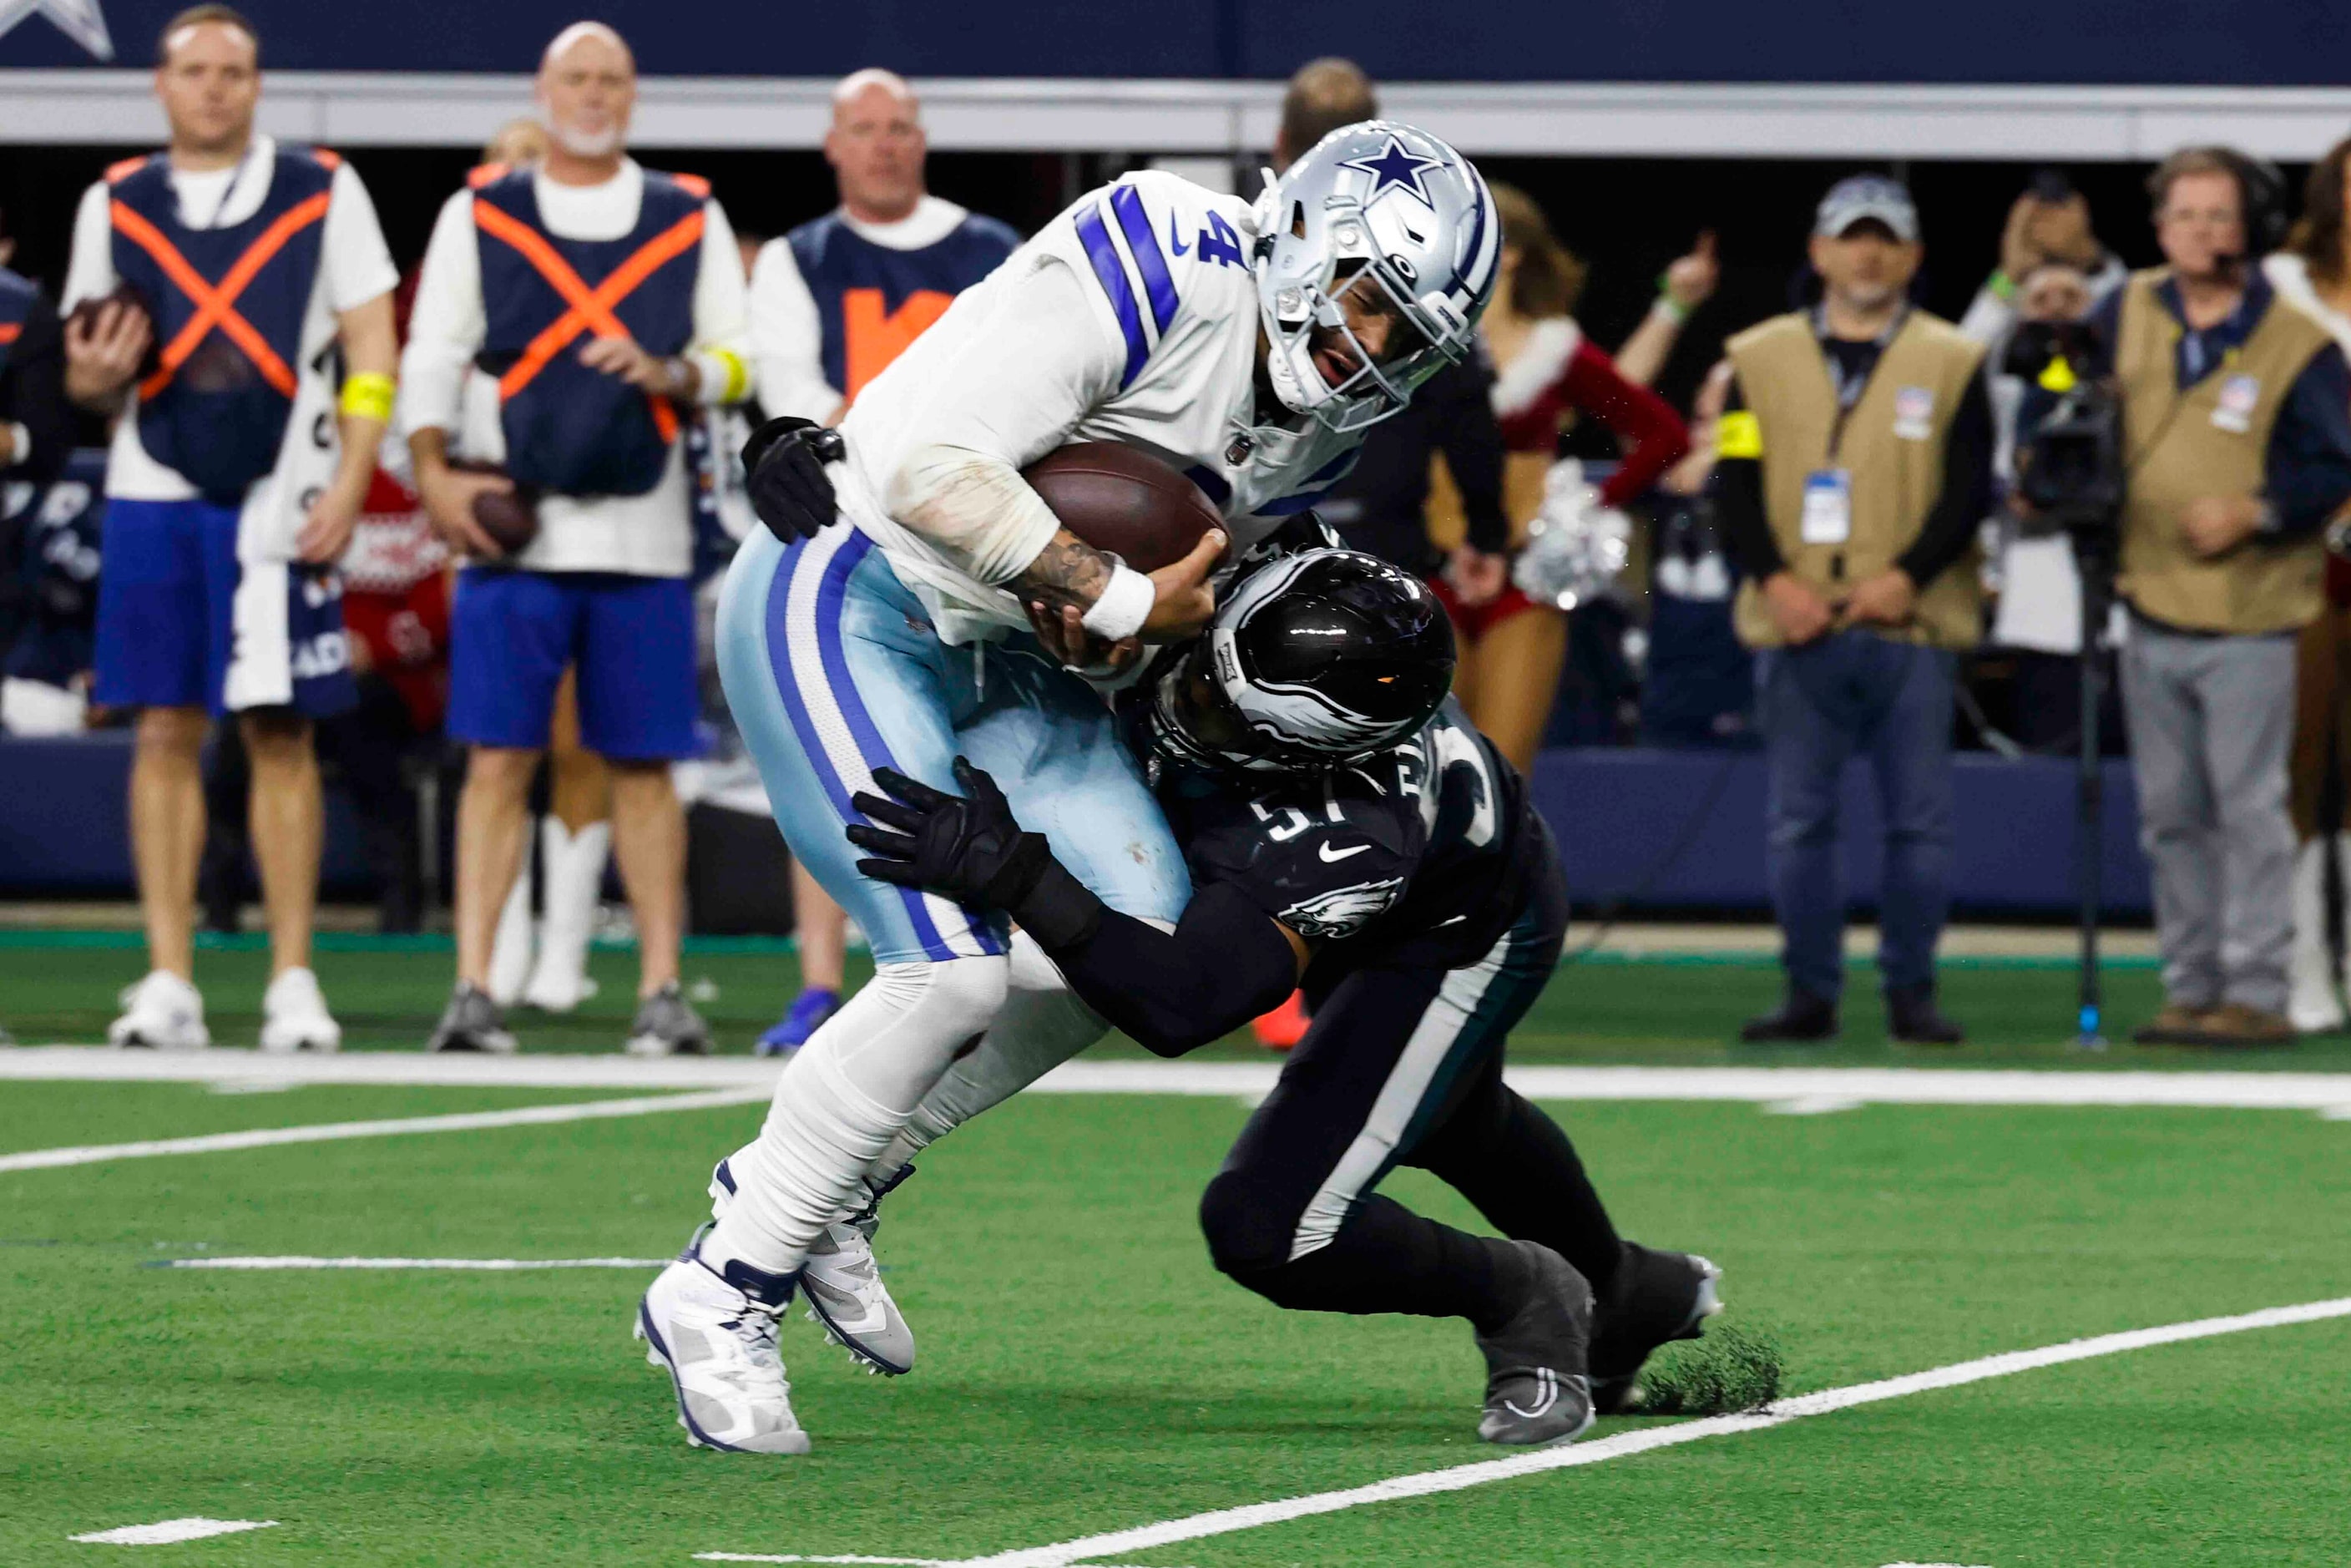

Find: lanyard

[181,140,259,233]
[1811,304,1906,456]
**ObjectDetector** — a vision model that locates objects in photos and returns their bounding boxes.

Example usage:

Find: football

[451,458,540,556]
[1020,441,1224,573]
[63,283,160,381]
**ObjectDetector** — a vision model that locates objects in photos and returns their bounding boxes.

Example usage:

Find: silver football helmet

[1250,119,1501,434]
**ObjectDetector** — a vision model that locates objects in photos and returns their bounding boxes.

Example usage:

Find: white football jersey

[833,170,1363,643]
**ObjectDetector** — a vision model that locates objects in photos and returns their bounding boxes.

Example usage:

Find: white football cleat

[109,970,210,1050]
[258,967,342,1054]
[635,1242,811,1454]
[708,1156,915,1375]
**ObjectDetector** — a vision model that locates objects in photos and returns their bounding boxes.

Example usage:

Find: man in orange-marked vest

[63,3,401,1055]
[746,68,1018,1055]
[402,21,751,1056]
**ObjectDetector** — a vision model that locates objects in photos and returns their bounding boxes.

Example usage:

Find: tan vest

[1727,311,1988,650]
[2116,268,2331,635]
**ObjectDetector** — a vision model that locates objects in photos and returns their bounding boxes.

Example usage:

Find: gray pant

[2119,620,2298,1013]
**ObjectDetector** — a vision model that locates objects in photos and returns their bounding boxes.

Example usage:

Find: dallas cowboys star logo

[1340,136,1443,205]
[0,0,114,59]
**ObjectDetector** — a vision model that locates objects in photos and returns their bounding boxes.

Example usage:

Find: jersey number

[1250,796,1344,842]
[1196,212,1246,270]
[1428,726,1498,848]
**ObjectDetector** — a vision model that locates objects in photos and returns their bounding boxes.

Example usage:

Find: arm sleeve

[1896,370,1997,584]
[0,295,73,486]
[2261,343,2351,539]
[397,190,486,438]
[1708,373,1785,579]
[685,199,751,407]
[1432,358,1510,554]
[321,163,400,315]
[1039,882,1303,1057]
[748,238,844,422]
[60,182,117,312]
[880,255,1128,585]
[1560,339,1691,508]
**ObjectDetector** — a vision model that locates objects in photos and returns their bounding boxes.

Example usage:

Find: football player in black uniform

[847,550,1722,1446]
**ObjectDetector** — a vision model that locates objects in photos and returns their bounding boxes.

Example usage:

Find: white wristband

[1079,561,1154,641]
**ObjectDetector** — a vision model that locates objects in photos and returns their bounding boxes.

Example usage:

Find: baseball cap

[1814,175,1919,243]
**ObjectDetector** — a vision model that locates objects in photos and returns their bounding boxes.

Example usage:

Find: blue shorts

[716,524,1189,968]
[92,497,356,718]
[447,568,700,761]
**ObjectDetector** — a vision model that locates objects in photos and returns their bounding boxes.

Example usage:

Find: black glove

[847,759,1102,948]
[741,416,845,544]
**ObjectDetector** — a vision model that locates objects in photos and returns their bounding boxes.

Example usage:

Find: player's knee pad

[820,955,1013,1112]
[1197,1168,1297,1282]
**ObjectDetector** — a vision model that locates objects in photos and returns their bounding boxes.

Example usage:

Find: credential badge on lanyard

[1801,469,1853,545]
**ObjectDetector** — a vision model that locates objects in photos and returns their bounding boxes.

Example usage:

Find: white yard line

[159,1256,671,1271]
[838,1296,2351,1568]
[8,1047,2351,1113]
[70,1517,276,1545]
[0,1087,769,1174]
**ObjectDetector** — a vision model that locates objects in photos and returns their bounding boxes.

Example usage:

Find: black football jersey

[1150,697,1542,969]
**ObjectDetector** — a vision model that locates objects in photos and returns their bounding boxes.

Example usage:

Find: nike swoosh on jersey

[1318,842,1371,862]
[1170,227,1190,255]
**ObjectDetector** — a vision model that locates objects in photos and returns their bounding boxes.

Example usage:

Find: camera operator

[2047,147,2351,1046]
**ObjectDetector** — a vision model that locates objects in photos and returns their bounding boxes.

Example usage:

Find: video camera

[2004,318,2123,560]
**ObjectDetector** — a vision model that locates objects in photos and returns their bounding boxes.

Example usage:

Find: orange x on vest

[110,190,331,402]
[473,199,706,444]
[842,286,955,403]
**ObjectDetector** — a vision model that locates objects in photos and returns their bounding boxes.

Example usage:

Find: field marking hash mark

[70,1517,277,1545]
[157,1256,674,1271]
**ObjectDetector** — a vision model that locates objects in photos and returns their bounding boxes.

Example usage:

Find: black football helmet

[1147,549,1456,774]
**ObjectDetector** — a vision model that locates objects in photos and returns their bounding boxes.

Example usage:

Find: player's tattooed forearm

[1012,529,1117,615]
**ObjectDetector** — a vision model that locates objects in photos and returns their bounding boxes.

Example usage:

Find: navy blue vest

[473,165,705,498]
[0,266,33,376]
[786,209,1018,404]
[109,147,336,501]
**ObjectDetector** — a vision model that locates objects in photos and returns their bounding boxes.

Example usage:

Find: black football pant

[1196,848,1623,1333]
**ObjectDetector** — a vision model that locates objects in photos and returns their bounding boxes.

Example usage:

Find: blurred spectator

[404,21,751,1055]
[464,114,622,1017]
[1641,359,1754,746]
[65,3,399,1052]
[1276,57,1377,166]
[0,253,81,730]
[1714,175,1993,1044]
[1961,178,2129,753]
[745,67,1018,1055]
[2068,147,2351,1047]
[2268,133,2351,1031]
[1450,182,1690,774]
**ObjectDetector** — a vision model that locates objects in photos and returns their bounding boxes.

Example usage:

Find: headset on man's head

[2146,144,2289,260]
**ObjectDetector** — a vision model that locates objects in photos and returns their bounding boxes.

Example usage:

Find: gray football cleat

[708,1158,916,1375]
[1590,1243,1724,1415]
[426,981,517,1055]
[1474,1242,1597,1447]
[625,981,710,1056]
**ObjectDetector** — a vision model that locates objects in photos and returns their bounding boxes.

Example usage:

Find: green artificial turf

[10,933,2351,1067]
[3,1084,2348,1565]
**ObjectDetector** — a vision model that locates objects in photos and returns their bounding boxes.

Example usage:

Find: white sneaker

[109,970,210,1050]
[259,968,342,1054]
[708,1156,914,1375]
[635,1247,812,1454]
[2291,837,2344,1034]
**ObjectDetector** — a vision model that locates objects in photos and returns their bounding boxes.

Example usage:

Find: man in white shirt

[402,21,751,1058]
[746,68,1019,1056]
[64,3,399,1054]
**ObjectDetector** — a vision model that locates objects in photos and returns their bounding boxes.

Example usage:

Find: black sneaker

[1474,1242,1596,1447]
[427,981,517,1054]
[1888,983,1964,1044]
[1590,1243,1724,1415]
[1740,989,1838,1043]
[627,981,711,1057]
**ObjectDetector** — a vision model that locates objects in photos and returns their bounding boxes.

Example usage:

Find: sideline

[0,1086,770,1174]
[695,1297,2351,1568]
[6,1048,2351,1114]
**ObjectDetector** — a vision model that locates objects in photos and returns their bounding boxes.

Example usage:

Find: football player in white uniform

[635,121,1500,1454]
